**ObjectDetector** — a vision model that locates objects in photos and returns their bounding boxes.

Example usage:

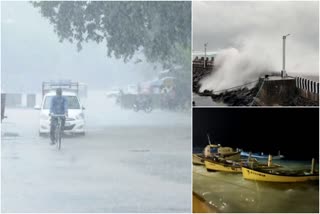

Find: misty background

[193,1,319,91]
[1,1,160,93]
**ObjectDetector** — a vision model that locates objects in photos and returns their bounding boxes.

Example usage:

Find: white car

[35,91,85,136]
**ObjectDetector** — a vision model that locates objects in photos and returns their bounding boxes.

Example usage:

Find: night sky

[193,108,319,160]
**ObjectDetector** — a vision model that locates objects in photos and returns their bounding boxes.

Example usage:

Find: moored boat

[242,167,319,182]
[203,134,241,161]
[194,134,241,166]
[240,150,284,160]
[193,153,205,165]
[205,155,282,173]
[204,158,242,173]
[241,159,282,169]
[204,144,241,161]
[242,158,319,182]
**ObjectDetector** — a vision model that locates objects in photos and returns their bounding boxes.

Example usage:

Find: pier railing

[295,77,319,94]
[295,77,319,101]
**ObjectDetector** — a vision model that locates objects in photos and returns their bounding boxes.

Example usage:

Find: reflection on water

[193,160,319,213]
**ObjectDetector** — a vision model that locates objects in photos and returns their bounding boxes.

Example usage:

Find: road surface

[1,91,191,212]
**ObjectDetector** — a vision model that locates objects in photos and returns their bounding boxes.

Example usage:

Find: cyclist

[49,88,68,145]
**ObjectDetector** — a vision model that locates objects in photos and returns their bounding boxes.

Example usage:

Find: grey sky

[193,1,319,51]
[1,1,159,92]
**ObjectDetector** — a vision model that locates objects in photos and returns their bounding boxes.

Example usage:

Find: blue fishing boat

[240,150,284,160]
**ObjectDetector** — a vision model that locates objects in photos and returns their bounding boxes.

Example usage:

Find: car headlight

[75,113,84,120]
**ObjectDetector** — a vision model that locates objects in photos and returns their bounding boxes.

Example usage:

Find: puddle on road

[2,132,20,137]
[2,156,20,160]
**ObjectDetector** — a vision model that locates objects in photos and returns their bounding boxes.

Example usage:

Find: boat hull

[242,167,319,182]
[204,160,242,173]
[193,154,205,165]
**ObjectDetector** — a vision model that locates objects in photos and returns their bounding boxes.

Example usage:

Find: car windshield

[43,96,80,109]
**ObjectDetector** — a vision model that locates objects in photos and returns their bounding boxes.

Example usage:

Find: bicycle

[51,114,65,150]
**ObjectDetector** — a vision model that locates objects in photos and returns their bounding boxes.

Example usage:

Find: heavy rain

[1,1,191,212]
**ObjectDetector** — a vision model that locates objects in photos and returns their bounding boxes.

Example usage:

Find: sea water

[193,160,319,213]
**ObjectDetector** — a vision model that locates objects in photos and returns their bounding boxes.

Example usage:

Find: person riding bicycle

[49,88,68,145]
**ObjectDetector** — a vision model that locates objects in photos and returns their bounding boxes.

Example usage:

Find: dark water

[193,160,319,213]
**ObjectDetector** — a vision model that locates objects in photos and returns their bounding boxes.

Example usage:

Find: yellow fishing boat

[241,155,282,169]
[242,167,319,182]
[204,159,242,173]
[201,134,241,161]
[204,155,282,173]
[203,144,241,161]
[193,153,205,165]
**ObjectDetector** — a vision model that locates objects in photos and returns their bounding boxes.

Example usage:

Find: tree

[31,1,191,68]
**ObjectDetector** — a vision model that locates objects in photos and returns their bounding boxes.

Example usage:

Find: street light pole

[282,34,290,77]
[204,42,208,68]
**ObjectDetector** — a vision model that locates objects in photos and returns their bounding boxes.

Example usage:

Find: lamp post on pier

[204,42,208,68]
[281,34,290,77]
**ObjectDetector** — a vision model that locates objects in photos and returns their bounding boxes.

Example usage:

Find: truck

[42,80,87,102]
[36,80,86,136]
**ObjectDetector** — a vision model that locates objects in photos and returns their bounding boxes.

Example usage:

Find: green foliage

[31,1,191,67]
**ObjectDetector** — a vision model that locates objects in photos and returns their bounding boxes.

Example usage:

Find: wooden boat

[193,153,205,165]
[242,161,282,169]
[204,158,242,173]
[242,159,319,183]
[240,151,284,160]
[194,134,241,166]
[242,167,319,182]
[205,155,281,173]
[241,155,282,169]
[203,137,241,161]
[203,145,241,161]
[193,148,240,166]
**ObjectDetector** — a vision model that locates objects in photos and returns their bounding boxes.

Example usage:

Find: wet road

[1,91,191,212]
